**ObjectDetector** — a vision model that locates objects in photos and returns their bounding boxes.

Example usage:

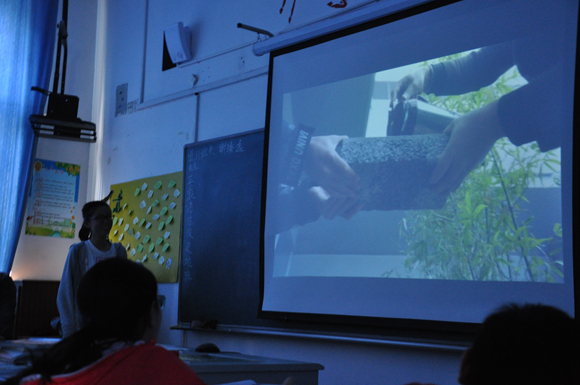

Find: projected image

[266,42,563,283]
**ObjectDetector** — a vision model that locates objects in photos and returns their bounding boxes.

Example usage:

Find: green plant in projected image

[399,57,563,282]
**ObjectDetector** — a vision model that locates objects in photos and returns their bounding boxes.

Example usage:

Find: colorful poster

[109,172,182,283]
[25,159,80,238]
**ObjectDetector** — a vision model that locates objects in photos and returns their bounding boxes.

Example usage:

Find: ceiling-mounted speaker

[164,22,192,64]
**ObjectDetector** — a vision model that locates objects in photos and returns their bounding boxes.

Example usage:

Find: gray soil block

[336,134,450,211]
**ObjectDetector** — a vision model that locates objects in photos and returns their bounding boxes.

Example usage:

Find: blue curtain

[0,0,59,272]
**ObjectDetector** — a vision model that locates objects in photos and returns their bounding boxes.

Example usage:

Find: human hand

[390,66,431,108]
[305,135,360,197]
[309,186,362,220]
[430,100,504,193]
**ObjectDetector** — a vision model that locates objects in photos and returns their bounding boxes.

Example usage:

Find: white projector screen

[261,0,577,327]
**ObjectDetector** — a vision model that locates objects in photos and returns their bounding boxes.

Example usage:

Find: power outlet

[115,83,128,117]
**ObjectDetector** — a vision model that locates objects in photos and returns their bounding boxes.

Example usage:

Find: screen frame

[258,0,579,341]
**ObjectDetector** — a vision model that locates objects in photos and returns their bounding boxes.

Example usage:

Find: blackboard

[179,129,272,328]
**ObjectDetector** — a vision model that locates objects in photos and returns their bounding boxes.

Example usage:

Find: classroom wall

[12,1,463,384]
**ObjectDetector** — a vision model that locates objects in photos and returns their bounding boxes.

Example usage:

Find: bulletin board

[25,159,80,238]
[109,172,182,283]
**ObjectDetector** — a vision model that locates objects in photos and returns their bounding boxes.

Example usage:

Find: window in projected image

[273,49,562,283]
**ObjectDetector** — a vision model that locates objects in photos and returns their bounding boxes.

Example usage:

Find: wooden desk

[180,351,324,385]
[0,340,323,385]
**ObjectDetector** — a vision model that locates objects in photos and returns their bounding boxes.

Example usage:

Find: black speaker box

[47,93,79,121]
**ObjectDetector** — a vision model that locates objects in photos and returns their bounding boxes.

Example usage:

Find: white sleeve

[57,244,81,337]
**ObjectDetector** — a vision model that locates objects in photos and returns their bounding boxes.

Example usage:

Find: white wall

[12,1,464,384]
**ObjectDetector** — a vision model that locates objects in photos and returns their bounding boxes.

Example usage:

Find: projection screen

[261,0,577,326]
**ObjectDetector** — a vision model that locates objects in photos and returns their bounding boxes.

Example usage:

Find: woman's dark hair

[463,303,579,385]
[7,258,158,384]
[78,200,110,241]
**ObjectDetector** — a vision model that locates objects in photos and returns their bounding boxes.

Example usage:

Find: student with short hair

[57,200,127,337]
[458,303,578,385]
[407,303,579,385]
[8,258,207,385]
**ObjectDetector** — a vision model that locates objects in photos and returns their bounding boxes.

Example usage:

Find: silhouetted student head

[6,259,160,384]
[79,200,113,241]
[77,257,160,342]
[458,303,579,385]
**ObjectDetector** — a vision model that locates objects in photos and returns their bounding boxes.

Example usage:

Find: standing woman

[57,199,127,337]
